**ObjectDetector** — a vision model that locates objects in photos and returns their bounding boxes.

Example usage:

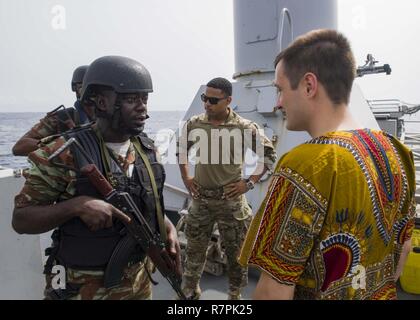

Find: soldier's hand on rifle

[74,195,131,231]
[165,217,183,277]
[224,179,248,200]
[182,176,199,199]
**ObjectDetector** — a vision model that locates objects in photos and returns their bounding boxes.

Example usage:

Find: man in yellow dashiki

[238,29,417,300]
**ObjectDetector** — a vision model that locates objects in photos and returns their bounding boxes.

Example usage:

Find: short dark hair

[274,29,356,105]
[206,77,232,97]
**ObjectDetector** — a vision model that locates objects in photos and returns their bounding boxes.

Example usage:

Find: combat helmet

[80,56,153,101]
[71,65,89,92]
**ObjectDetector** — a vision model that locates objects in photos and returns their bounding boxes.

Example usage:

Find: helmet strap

[111,104,122,131]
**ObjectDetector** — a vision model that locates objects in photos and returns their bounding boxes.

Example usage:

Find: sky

[0,0,419,112]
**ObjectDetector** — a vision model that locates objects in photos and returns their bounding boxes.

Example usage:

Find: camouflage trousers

[44,259,153,300]
[184,195,252,294]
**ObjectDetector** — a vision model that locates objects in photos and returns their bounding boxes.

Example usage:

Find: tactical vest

[52,127,165,270]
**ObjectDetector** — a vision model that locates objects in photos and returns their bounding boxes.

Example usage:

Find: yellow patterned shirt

[239,129,416,300]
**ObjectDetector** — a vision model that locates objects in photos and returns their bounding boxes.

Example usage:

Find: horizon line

[0,109,186,113]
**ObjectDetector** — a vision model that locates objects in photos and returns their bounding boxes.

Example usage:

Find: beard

[118,122,145,136]
[109,106,146,136]
[126,124,145,135]
[122,113,149,136]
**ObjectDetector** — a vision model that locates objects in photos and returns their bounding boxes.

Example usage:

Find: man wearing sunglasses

[177,77,277,300]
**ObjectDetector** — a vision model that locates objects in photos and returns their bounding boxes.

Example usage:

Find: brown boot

[182,286,202,300]
[227,289,242,300]
[181,277,201,300]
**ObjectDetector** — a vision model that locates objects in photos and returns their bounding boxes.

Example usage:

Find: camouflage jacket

[177,107,277,188]
[26,102,91,143]
[15,134,136,208]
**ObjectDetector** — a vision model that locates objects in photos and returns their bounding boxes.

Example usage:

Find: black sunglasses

[201,93,228,105]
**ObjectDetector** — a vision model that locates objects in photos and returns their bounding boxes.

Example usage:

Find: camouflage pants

[44,259,153,300]
[184,195,252,293]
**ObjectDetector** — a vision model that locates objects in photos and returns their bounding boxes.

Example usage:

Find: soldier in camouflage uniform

[12,65,96,156]
[177,77,277,299]
[12,56,181,300]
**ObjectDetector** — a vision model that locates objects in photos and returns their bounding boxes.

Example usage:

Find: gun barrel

[47,137,76,161]
[166,276,187,300]
[357,64,392,77]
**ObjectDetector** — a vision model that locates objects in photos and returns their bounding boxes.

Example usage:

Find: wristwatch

[245,178,255,191]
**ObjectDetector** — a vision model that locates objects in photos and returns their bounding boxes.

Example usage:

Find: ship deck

[152,267,419,300]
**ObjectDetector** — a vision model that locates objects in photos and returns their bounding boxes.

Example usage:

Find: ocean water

[0,111,185,169]
[1,110,419,169]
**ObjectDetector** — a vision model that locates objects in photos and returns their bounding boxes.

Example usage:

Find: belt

[198,186,225,200]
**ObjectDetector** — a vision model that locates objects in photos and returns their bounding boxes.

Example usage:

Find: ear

[302,72,318,98]
[227,96,232,104]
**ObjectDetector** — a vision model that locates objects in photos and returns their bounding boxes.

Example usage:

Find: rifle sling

[131,137,167,244]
